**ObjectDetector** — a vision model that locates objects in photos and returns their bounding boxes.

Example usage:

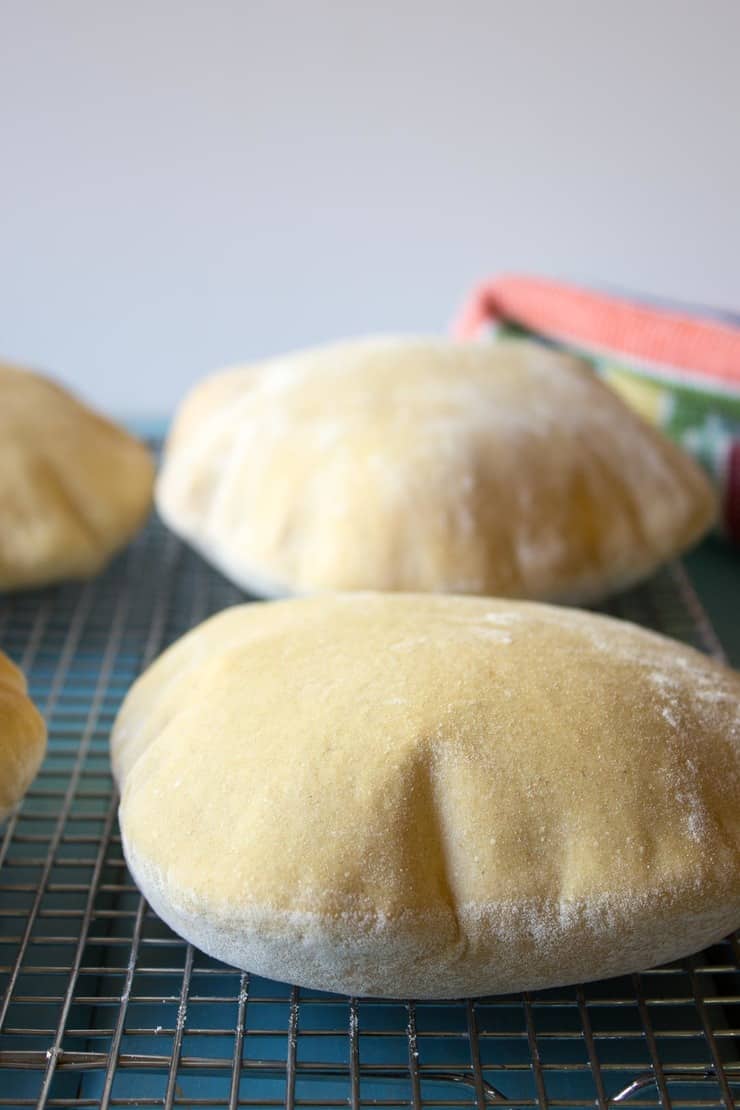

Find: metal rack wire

[0,479,738,1108]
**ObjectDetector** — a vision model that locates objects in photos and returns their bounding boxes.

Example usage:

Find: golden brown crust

[156,337,716,602]
[0,362,155,590]
[114,594,740,997]
[0,651,46,820]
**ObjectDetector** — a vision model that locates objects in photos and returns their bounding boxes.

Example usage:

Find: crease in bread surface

[156,336,716,602]
[113,593,740,998]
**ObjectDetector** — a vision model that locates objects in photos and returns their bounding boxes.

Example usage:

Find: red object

[453,274,740,391]
[727,441,740,546]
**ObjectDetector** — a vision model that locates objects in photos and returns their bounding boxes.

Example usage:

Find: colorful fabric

[453,275,740,545]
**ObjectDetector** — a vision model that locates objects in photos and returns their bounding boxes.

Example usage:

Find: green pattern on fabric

[497,322,740,486]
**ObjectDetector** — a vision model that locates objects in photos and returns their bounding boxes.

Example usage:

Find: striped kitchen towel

[453,275,740,545]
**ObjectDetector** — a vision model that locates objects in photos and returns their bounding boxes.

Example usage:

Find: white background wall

[1,0,739,417]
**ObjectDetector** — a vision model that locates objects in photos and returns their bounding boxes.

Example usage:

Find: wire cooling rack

[0,476,738,1108]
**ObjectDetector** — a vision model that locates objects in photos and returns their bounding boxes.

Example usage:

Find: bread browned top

[0,362,154,590]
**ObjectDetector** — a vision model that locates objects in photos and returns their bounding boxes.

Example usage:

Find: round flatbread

[113,593,740,998]
[156,336,715,602]
[0,651,46,821]
[1,362,154,590]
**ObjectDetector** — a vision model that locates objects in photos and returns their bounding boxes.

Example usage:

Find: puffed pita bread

[113,593,740,998]
[156,337,715,602]
[1,362,154,590]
